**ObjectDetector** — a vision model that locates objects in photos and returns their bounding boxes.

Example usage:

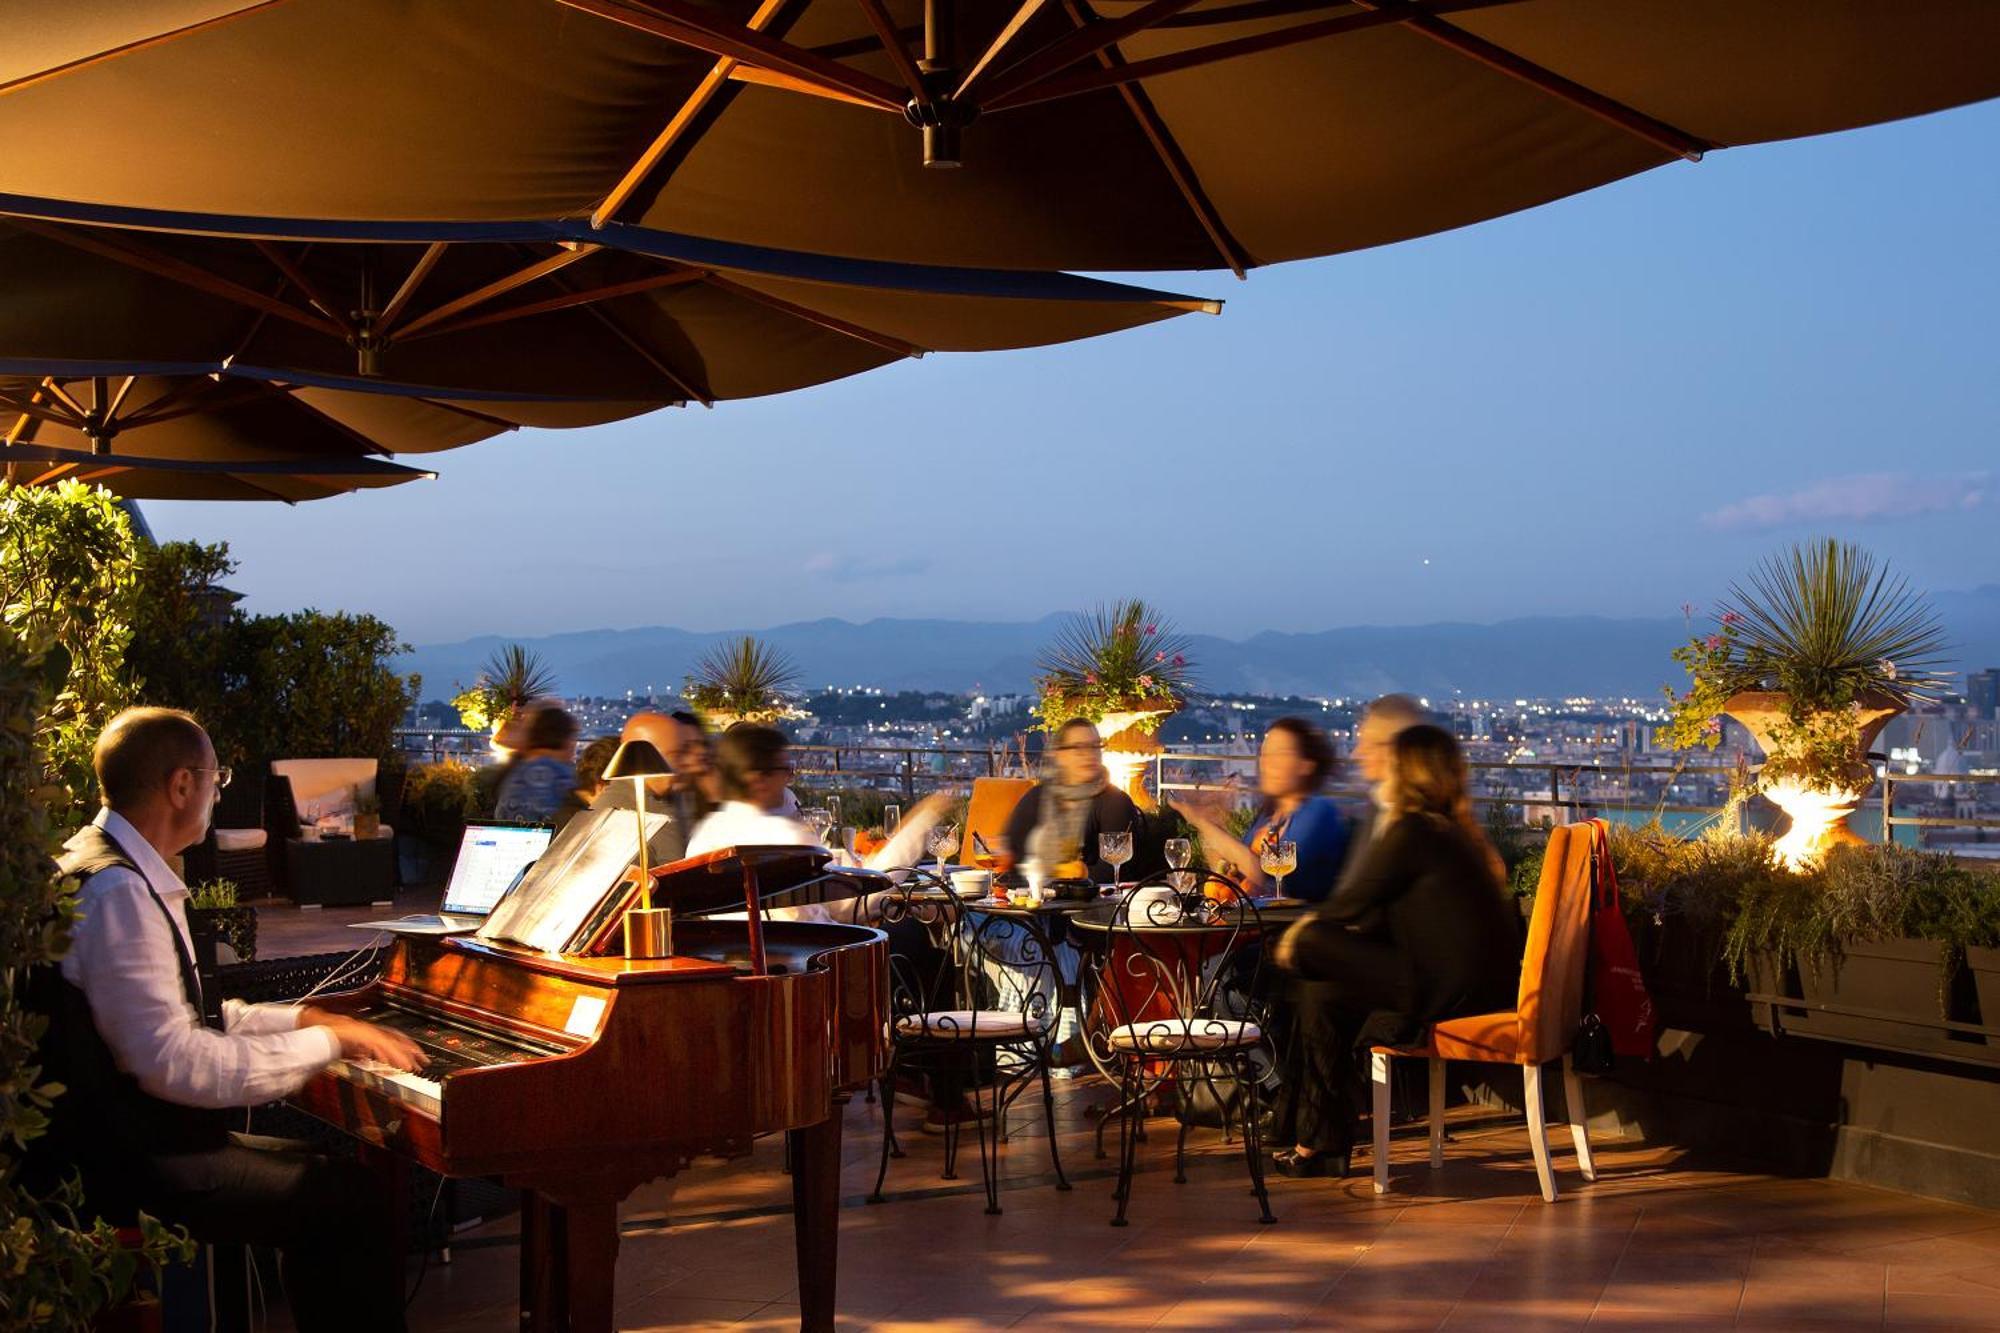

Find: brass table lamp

[601,738,673,959]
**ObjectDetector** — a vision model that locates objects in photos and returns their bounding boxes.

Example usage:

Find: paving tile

[1883,1289,2000,1327]
[1737,1280,1888,1324]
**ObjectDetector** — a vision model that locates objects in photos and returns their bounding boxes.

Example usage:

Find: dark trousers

[146,1133,406,1333]
[1276,925,1412,1155]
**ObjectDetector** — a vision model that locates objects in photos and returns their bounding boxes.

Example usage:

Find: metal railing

[391,728,2000,846]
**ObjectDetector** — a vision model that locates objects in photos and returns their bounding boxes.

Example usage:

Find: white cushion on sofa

[214,827,267,852]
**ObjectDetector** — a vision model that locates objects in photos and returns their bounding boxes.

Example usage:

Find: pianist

[45,707,425,1332]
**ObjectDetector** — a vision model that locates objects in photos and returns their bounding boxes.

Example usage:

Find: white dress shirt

[60,809,340,1110]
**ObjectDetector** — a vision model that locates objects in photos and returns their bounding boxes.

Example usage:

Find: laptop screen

[442,822,555,917]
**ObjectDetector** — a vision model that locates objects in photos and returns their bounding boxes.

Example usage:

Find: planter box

[1753,939,1965,1058]
[1969,947,2000,1049]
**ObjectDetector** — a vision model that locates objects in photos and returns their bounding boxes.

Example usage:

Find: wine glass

[1099,830,1133,889]
[927,822,960,882]
[1260,839,1298,900]
[801,807,834,846]
[1164,836,1193,895]
[825,795,842,842]
[883,803,902,837]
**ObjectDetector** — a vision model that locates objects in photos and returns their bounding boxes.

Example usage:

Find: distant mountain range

[399,585,2000,703]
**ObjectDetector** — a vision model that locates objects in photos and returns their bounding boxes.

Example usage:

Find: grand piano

[291,847,888,1333]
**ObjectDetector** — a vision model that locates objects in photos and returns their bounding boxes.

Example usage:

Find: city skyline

[142,100,2000,645]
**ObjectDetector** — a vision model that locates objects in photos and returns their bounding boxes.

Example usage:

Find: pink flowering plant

[1034,599,1195,734]
[1657,540,1950,785]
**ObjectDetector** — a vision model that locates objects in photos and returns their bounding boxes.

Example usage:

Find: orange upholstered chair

[964,777,1034,862]
[1369,822,1599,1203]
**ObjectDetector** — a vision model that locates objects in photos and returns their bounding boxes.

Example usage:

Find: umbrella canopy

[0,442,434,504]
[0,1,1994,273]
[0,372,642,478]
[0,218,1217,402]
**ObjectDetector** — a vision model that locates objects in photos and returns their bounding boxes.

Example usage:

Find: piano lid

[647,845,835,917]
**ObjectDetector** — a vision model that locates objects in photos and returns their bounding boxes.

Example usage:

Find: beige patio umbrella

[0,1,1994,273]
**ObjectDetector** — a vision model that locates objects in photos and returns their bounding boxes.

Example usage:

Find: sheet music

[478,806,666,953]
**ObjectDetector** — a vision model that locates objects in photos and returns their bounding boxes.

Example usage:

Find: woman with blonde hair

[1268,724,1519,1176]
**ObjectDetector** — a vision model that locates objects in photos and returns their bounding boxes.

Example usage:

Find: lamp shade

[601,738,670,783]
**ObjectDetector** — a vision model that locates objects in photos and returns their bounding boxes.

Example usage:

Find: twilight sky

[144,100,2000,648]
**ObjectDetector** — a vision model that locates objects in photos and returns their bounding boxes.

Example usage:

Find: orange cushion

[1430,1010,1525,1063]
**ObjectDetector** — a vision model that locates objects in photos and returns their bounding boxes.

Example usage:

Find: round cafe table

[1066,893,1309,1090]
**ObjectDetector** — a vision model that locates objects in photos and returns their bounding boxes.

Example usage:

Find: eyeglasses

[189,765,233,789]
[1053,742,1102,753]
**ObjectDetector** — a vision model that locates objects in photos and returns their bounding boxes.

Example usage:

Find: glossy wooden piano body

[293,851,888,1333]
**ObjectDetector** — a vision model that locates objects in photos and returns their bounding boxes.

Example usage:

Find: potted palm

[1659,539,1948,870]
[452,643,559,752]
[683,635,806,729]
[1034,600,1195,811]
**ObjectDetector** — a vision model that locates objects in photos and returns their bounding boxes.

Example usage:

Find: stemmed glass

[927,821,960,883]
[1099,830,1133,890]
[801,807,834,846]
[884,804,902,838]
[1259,839,1298,900]
[1164,836,1193,895]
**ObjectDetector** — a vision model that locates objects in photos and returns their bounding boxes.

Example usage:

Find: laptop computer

[351,819,555,936]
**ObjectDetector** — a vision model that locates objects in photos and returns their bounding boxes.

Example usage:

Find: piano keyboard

[330,1057,445,1117]
[325,1001,566,1118]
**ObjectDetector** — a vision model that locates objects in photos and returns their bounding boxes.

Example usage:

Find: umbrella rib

[973,0,1200,104]
[14,219,345,338]
[592,0,802,229]
[398,268,707,342]
[0,390,78,430]
[38,379,92,421]
[1348,0,1710,161]
[536,263,711,405]
[377,242,451,333]
[252,241,358,335]
[854,0,931,106]
[556,0,906,113]
[0,0,293,98]
[1055,0,1248,277]
[261,382,396,456]
[985,0,1519,110]
[700,272,923,359]
[722,66,890,108]
[393,246,602,339]
[409,397,528,431]
[953,0,1055,101]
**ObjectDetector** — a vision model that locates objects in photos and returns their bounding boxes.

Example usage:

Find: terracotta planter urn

[1094,706,1175,812]
[1723,689,1901,867]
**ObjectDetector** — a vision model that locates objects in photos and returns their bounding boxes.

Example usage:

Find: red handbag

[1583,819,1657,1060]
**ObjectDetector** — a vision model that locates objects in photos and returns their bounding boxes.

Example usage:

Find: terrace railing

[391,729,2000,849]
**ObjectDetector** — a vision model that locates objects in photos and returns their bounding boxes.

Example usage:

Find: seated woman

[1270,724,1519,1177]
[1171,716,1351,902]
[552,734,619,829]
[492,703,579,823]
[997,719,1156,882]
[687,724,944,920]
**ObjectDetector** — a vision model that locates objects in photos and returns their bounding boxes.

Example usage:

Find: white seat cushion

[1107,1019,1264,1053]
[896,1009,1049,1040]
[213,828,267,853]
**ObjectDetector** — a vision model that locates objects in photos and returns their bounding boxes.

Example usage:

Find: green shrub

[0,634,193,1329]
[401,760,488,850]
[0,481,140,826]
[187,878,239,910]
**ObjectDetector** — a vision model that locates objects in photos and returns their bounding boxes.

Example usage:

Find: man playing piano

[45,707,424,1332]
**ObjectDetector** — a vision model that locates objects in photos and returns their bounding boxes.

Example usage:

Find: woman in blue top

[493,703,578,824]
[1172,717,1350,901]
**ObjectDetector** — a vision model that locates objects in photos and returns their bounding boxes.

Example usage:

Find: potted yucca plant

[1033,600,1196,809]
[1660,539,1948,869]
[683,635,805,729]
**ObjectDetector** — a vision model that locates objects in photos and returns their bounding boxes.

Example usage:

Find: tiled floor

[249,900,2000,1331]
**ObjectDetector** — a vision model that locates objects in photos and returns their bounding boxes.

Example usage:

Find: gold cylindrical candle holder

[624,906,673,959]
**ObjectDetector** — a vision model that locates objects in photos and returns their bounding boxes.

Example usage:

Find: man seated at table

[996,719,1161,883]
[575,709,719,864]
[38,707,425,1332]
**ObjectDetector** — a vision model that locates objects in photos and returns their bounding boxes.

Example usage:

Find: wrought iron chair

[1084,870,1276,1227]
[867,869,1071,1214]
